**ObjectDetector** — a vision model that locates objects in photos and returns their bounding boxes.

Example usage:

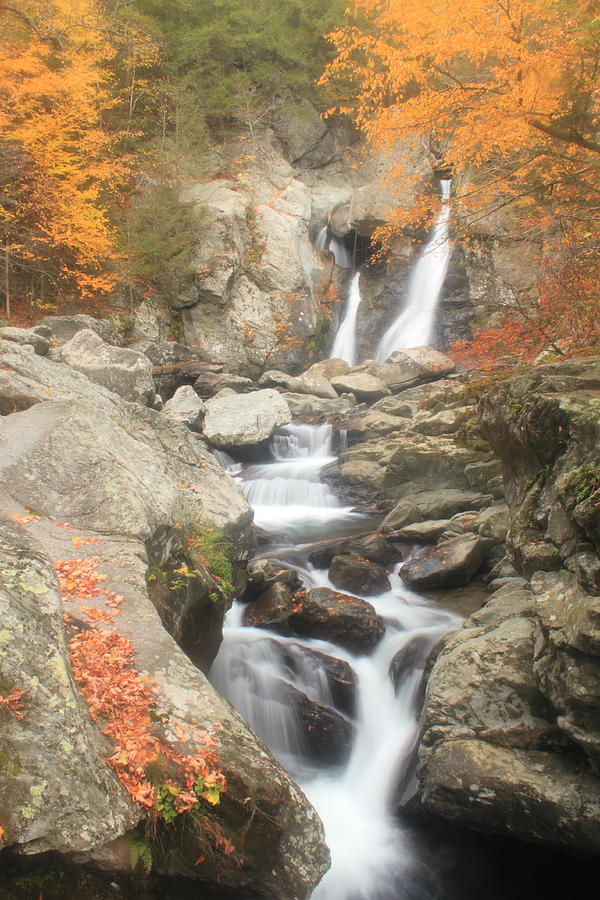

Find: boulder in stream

[400,534,490,589]
[204,388,291,449]
[378,347,455,391]
[291,587,384,653]
[330,372,390,402]
[329,554,391,596]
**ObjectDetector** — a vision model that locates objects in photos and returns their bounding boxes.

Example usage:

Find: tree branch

[0,3,63,48]
[529,119,600,155]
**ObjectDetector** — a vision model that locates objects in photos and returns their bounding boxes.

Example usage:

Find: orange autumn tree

[0,0,130,305]
[323,0,600,363]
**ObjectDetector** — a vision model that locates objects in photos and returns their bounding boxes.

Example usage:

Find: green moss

[565,460,600,506]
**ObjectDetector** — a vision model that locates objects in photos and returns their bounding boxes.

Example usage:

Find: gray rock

[259,369,338,400]
[379,347,455,390]
[161,385,205,431]
[400,534,490,589]
[243,582,296,631]
[281,392,356,418]
[291,587,384,654]
[243,559,303,602]
[41,314,123,347]
[303,358,349,380]
[0,326,50,355]
[204,388,291,449]
[380,490,493,533]
[0,347,329,896]
[194,372,254,397]
[328,554,391,596]
[330,372,390,402]
[61,329,155,405]
[392,519,456,544]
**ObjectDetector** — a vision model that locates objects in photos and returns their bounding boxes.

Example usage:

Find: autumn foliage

[323,0,600,361]
[56,555,227,826]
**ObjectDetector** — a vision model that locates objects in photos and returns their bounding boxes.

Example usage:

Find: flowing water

[375,181,452,363]
[317,225,353,269]
[331,272,363,367]
[210,423,461,899]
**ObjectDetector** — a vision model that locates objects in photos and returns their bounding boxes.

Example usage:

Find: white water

[331,271,363,367]
[376,181,452,363]
[210,423,461,898]
[317,225,353,269]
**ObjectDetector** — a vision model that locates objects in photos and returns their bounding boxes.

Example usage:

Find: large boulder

[259,369,338,400]
[290,587,384,654]
[330,372,390,402]
[399,534,490,589]
[204,389,291,449]
[380,489,494,533]
[41,314,124,347]
[0,326,50,355]
[328,554,391,596]
[161,385,205,431]
[378,347,455,391]
[60,329,155,405]
[418,577,600,854]
[0,341,329,897]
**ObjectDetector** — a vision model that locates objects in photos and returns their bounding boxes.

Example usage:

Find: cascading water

[331,271,363,367]
[375,181,452,363]
[210,422,461,899]
[317,225,353,269]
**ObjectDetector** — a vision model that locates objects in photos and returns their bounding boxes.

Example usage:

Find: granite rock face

[0,340,329,898]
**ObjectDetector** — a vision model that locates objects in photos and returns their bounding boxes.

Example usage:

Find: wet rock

[243,582,296,631]
[0,326,50,355]
[161,385,205,431]
[400,534,490,589]
[421,739,600,854]
[392,519,456,544]
[308,532,401,568]
[380,490,493,533]
[41,314,123,347]
[328,554,391,596]
[281,643,357,719]
[278,679,355,766]
[291,587,384,654]
[60,329,155,405]
[204,389,291,449]
[243,558,303,602]
[378,347,455,390]
[330,372,390,402]
[389,636,432,692]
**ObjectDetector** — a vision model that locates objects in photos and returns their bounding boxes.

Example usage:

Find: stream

[211,424,460,899]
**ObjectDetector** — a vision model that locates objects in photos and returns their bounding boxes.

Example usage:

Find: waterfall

[210,423,461,898]
[331,271,363,366]
[316,226,352,269]
[375,180,452,363]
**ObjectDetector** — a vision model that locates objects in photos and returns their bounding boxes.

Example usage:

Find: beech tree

[323,0,600,361]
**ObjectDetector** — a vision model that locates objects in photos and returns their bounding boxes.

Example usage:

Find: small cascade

[331,271,363,366]
[316,225,353,269]
[375,180,452,362]
[238,423,357,540]
[210,423,461,898]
